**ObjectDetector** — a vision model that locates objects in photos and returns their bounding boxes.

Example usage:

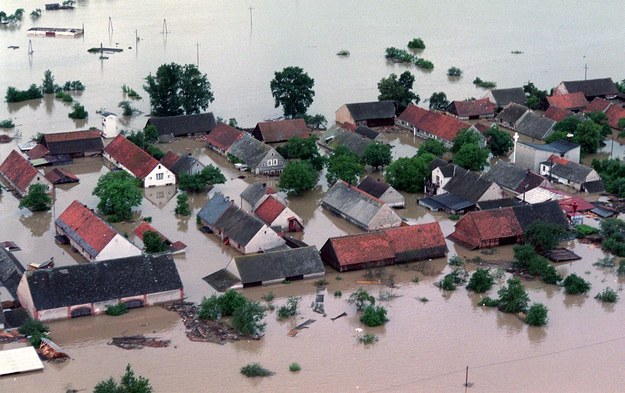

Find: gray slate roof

[197,193,232,226]
[512,201,568,230]
[354,126,380,140]
[542,160,593,184]
[170,155,205,176]
[240,182,274,207]
[24,254,182,310]
[515,111,556,140]
[345,101,396,121]
[485,160,534,192]
[521,139,579,154]
[214,205,265,246]
[583,179,605,193]
[477,198,522,210]
[357,176,390,199]
[489,88,527,107]
[560,78,619,98]
[443,165,496,202]
[234,246,324,284]
[322,181,398,228]
[496,103,529,124]
[420,193,475,212]
[330,130,374,157]
[229,135,282,168]
[0,248,25,299]
[146,113,217,137]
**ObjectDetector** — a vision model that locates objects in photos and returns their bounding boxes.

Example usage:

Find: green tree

[466,268,494,293]
[451,129,481,153]
[232,300,266,337]
[453,143,489,171]
[377,71,420,112]
[526,303,548,326]
[276,136,324,170]
[417,139,446,157]
[586,112,613,137]
[279,160,318,195]
[143,125,159,143]
[384,153,434,193]
[68,102,88,119]
[485,126,514,156]
[92,171,143,222]
[299,113,327,130]
[523,82,548,110]
[19,184,52,211]
[270,66,315,118]
[360,305,389,327]
[41,70,56,94]
[573,120,602,154]
[326,146,364,185]
[447,67,463,77]
[175,192,191,216]
[348,288,375,311]
[524,220,567,252]
[563,274,591,295]
[362,143,392,169]
[93,364,153,393]
[144,63,214,116]
[145,145,164,160]
[496,278,529,313]
[143,230,168,254]
[178,165,226,192]
[428,91,449,110]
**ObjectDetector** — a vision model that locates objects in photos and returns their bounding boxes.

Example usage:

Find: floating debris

[163,301,240,345]
[287,319,316,337]
[39,338,69,360]
[108,335,170,350]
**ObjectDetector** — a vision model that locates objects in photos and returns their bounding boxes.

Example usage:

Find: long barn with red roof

[396,104,478,147]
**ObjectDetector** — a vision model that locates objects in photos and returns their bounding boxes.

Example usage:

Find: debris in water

[108,335,170,350]
[39,337,69,360]
[331,312,347,321]
[163,301,240,344]
[287,319,316,337]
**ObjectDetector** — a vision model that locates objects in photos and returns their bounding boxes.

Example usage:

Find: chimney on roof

[262,183,266,187]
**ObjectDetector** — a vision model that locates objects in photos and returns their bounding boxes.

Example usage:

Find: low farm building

[252,118,310,144]
[356,175,405,207]
[145,112,217,138]
[55,200,142,262]
[449,201,568,249]
[396,104,479,147]
[42,129,104,157]
[321,181,403,231]
[17,254,184,322]
[335,101,396,127]
[230,246,324,287]
[320,223,448,272]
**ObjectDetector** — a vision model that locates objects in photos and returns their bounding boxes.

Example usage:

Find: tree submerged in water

[93,364,153,393]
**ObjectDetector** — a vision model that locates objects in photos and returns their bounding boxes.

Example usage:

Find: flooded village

[2,1,625,392]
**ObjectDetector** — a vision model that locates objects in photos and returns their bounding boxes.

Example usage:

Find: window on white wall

[272,159,278,165]
[156,173,164,180]
[267,159,272,166]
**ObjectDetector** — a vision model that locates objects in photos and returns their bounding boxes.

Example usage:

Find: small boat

[27,258,54,271]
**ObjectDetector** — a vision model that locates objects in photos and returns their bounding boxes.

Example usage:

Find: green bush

[68,102,88,119]
[261,292,275,302]
[6,84,43,102]
[563,274,591,295]
[440,268,467,290]
[478,297,499,307]
[618,260,625,275]
[473,77,496,89]
[336,49,350,56]
[232,300,266,337]
[497,278,529,313]
[105,303,128,316]
[349,288,375,311]
[289,362,301,372]
[198,295,221,320]
[447,67,463,77]
[466,268,494,293]
[407,38,425,50]
[595,287,618,303]
[440,274,457,291]
[0,119,15,128]
[575,224,599,238]
[448,214,460,221]
[358,333,379,345]
[277,296,300,320]
[360,305,389,327]
[384,47,414,63]
[593,255,615,268]
[219,290,248,316]
[18,318,50,347]
[415,58,434,70]
[334,290,342,298]
[240,363,274,377]
[448,255,464,266]
[525,303,548,326]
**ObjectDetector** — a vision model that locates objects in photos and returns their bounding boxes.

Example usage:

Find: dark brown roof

[160,151,181,171]
[356,176,390,199]
[558,78,619,98]
[398,105,470,143]
[146,113,216,137]
[445,98,496,118]
[26,144,50,160]
[496,103,529,125]
[205,123,244,151]
[42,130,104,155]
[487,88,527,107]
[543,106,574,122]
[344,101,396,121]
[44,168,79,184]
[253,119,309,143]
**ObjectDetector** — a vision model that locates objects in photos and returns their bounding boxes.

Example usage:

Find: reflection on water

[19,210,52,237]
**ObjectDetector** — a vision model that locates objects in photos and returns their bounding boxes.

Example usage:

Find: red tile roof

[254,196,286,225]
[103,135,159,179]
[546,92,588,110]
[605,104,625,129]
[133,221,167,242]
[473,122,494,133]
[543,106,574,122]
[340,122,357,131]
[0,150,40,194]
[451,209,522,249]
[26,144,50,160]
[447,98,496,118]
[327,232,395,267]
[255,119,310,143]
[43,129,101,143]
[56,200,117,254]
[558,196,594,214]
[205,123,244,151]
[160,151,181,170]
[44,168,79,184]
[384,223,446,255]
[398,104,470,143]
[548,154,569,166]
[584,97,611,114]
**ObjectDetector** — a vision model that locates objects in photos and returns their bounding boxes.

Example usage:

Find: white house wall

[335,105,354,125]
[144,164,176,188]
[477,184,505,202]
[367,206,402,230]
[16,276,36,319]
[146,289,183,305]
[95,234,142,262]
[269,206,303,230]
[380,188,405,207]
[244,228,285,254]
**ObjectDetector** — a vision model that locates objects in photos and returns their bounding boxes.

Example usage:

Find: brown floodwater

[3,1,625,392]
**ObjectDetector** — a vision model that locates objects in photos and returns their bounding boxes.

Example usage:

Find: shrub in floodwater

[336,50,350,56]
[563,274,591,295]
[478,297,499,307]
[440,274,457,291]
[496,278,529,313]
[525,303,548,326]
[448,214,460,221]
[595,287,618,303]
[415,58,434,70]
[277,296,300,320]
[575,224,599,238]
[198,295,222,320]
[335,275,342,280]
[618,260,625,275]
[334,290,342,298]
[105,303,128,316]
[448,255,464,266]
[466,268,494,293]
[218,289,248,316]
[473,77,497,89]
[349,288,375,311]
[314,278,328,287]
[384,47,414,63]
[0,119,15,128]
[447,67,463,77]
[261,292,275,302]
[407,37,425,50]
[411,276,420,284]
[18,318,50,347]
[440,267,468,291]
[593,255,615,268]
[289,362,301,372]
[360,305,388,327]
[68,102,88,119]
[358,333,379,345]
[240,363,274,377]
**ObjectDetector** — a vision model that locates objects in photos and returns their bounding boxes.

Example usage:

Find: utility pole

[583,56,588,80]
[196,42,200,67]
[249,5,253,27]
[108,17,113,34]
